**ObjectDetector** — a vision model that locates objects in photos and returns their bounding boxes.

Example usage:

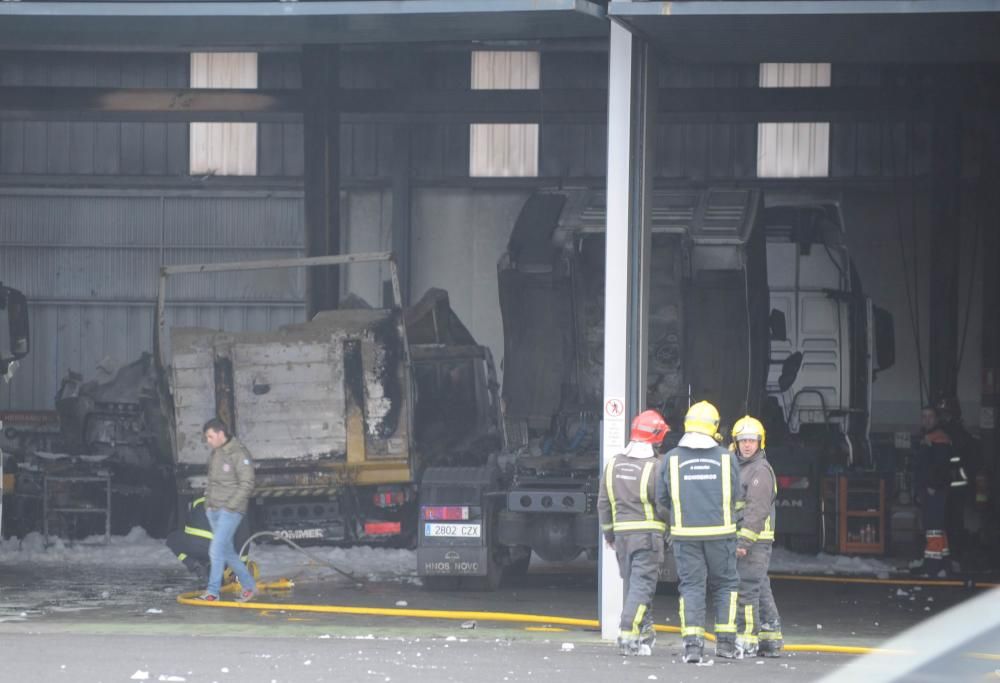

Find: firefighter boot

[638,626,656,656]
[758,622,783,658]
[715,634,738,659]
[682,637,704,664]
[617,634,641,656]
[736,635,758,658]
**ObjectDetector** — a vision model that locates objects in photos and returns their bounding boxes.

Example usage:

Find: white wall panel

[470,51,539,178]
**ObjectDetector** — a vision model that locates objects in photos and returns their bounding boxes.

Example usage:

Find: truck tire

[462,546,502,592]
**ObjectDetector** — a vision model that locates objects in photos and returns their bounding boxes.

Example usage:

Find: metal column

[391,48,414,307]
[599,20,657,641]
[302,45,342,318]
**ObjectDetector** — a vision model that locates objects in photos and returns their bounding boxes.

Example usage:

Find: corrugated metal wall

[0,50,990,429]
[0,189,305,409]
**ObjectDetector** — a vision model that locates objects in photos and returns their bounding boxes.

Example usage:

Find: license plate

[424,523,481,538]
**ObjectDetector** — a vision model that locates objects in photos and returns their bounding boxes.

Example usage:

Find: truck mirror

[769,309,788,342]
[873,306,895,372]
[778,352,803,392]
[0,285,29,368]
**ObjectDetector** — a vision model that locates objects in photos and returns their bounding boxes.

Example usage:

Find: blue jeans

[206,508,256,597]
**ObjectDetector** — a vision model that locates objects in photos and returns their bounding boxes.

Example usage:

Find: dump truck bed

[169,308,412,479]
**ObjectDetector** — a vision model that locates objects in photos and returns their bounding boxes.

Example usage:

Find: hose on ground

[238,531,363,584]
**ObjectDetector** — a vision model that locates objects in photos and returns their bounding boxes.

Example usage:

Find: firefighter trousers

[614,531,664,638]
[736,542,782,650]
[165,529,210,573]
[673,537,739,642]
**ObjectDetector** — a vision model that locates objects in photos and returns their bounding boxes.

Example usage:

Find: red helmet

[631,409,670,444]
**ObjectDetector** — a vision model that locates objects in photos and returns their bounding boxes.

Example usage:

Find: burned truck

[417,187,894,585]
[157,253,500,546]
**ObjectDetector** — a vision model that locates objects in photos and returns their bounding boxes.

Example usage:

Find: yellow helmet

[684,401,720,437]
[731,415,766,450]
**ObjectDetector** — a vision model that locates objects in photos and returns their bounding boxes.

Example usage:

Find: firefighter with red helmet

[597,409,671,656]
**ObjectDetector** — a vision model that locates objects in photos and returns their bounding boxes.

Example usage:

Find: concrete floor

[0,561,994,683]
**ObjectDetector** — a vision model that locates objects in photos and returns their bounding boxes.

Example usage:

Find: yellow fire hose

[178,581,909,656]
[177,570,1000,657]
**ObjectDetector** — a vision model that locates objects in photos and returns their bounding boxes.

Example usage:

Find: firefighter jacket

[206,437,256,515]
[918,429,965,492]
[184,497,213,541]
[597,441,668,542]
[655,434,740,540]
[735,450,776,549]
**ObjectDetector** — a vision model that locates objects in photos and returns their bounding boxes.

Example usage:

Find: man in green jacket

[198,417,257,602]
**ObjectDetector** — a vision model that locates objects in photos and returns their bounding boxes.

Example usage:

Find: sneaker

[237,588,256,603]
[682,643,703,664]
[716,637,738,659]
[195,593,218,602]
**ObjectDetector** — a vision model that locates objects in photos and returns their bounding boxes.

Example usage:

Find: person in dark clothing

[597,409,671,657]
[165,497,253,583]
[935,397,975,564]
[731,415,783,659]
[656,400,741,663]
[914,407,956,577]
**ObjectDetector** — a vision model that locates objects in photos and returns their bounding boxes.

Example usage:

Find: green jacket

[206,437,255,515]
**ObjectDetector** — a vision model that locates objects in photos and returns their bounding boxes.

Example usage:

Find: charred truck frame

[417,187,894,586]
[156,253,501,547]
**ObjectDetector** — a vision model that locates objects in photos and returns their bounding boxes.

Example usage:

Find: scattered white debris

[445,636,457,642]
[304,660,312,666]
[696,659,715,667]
[927,597,934,602]
[924,607,931,612]
[895,589,909,597]
[913,586,922,592]
[937,570,948,578]
[395,601,408,607]
[100,591,110,599]
[756,661,764,665]
[130,671,149,681]
[648,676,658,680]
[769,547,901,576]
[816,624,823,630]
[145,608,163,614]
[157,676,185,682]
[560,643,574,652]
[319,634,331,639]
[461,621,476,630]
[220,668,229,674]
[874,622,880,626]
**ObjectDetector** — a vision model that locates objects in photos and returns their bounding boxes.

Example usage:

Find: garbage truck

[156,253,501,546]
[416,187,895,586]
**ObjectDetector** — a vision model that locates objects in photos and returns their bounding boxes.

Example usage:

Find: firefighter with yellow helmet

[598,409,671,656]
[655,400,741,663]
[731,415,783,658]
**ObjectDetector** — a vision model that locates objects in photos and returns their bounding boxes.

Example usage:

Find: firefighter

[731,416,783,658]
[656,401,741,663]
[935,397,975,566]
[598,409,671,656]
[165,497,256,585]
[914,408,956,577]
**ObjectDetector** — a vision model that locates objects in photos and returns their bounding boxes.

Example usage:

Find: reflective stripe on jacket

[656,443,740,539]
[597,452,667,535]
[736,450,776,547]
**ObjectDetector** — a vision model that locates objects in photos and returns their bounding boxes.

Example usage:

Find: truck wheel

[462,547,502,592]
